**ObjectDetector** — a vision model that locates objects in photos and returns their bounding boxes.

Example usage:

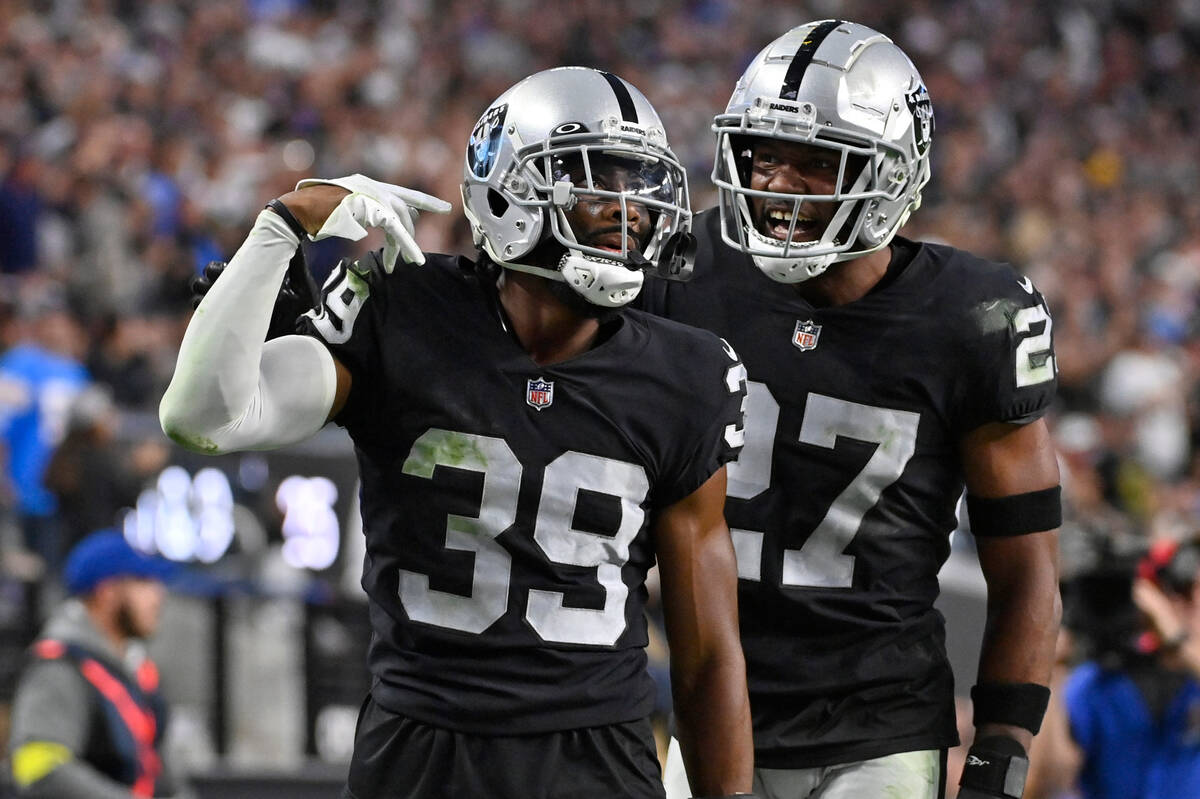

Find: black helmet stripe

[599,70,639,123]
[780,19,842,101]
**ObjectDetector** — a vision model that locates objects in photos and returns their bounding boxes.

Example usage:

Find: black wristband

[966,486,1061,537]
[265,198,308,241]
[971,682,1050,734]
[959,735,1028,799]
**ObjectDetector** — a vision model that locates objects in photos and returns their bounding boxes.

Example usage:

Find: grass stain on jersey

[972,296,1023,335]
[345,265,374,299]
[408,431,488,471]
[874,424,903,451]
[164,427,219,454]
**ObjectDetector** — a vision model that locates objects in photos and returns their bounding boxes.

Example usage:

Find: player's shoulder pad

[692,206,723,243]
[689,206,729,275]
[623,306,744,382]
[625,304,731,350]
[328,249,468,293]
[921,241,1045,303]
[917,243,1050,343]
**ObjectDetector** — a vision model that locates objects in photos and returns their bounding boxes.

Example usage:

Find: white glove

[295,173,452,271]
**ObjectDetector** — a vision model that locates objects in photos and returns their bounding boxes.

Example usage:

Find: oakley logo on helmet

[551,122,587,136]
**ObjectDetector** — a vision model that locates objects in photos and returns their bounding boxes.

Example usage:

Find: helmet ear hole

[487,188,510,218]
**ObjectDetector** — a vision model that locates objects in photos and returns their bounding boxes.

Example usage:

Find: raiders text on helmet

[712,20,934,283]
[461,67,694,307]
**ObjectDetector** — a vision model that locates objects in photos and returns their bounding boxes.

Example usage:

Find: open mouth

[760,206,821,242]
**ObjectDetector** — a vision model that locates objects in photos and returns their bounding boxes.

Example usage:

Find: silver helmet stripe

[780,19,843,100]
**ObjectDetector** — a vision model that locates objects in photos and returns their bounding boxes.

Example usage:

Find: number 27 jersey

[300,252,746,736]
[640,209,1057,767]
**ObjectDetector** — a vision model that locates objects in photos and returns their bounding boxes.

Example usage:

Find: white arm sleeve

[159,209,338,454]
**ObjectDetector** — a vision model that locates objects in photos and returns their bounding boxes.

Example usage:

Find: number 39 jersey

[639,209,1057,767]
[298,252,745,736]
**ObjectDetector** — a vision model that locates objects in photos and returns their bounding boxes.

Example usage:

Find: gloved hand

[190,249,318,340]
[294,174,451,271]
[957,736,1029,799]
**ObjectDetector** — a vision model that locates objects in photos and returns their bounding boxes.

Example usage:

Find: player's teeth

[768,211,810,224]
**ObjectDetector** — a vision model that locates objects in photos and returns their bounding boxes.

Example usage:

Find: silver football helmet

[461,67,694,308]
[713,20,934,283]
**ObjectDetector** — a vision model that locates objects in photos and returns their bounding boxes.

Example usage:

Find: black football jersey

[639,209,1057,767]
[298,252,745,735]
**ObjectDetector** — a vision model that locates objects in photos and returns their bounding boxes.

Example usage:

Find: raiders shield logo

[905,83,934,156]
[526,377,554,411]
[468,103,508,180]
[793,319,821,351]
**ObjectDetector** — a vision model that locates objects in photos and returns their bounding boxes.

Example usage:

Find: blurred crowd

[0,0,1198,723]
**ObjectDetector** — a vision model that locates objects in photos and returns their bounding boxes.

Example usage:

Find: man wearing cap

[6,529,191,798]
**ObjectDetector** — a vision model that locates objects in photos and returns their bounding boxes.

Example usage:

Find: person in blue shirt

[0,291,90,571]
[1029,536,1200,799]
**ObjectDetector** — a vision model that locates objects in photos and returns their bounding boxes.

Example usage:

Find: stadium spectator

[1027,535,1200,799]
[6,529,190,798]
[43,386,168,553]
[0,285,90,572]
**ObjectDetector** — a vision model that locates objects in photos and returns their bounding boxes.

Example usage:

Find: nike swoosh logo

[1017,276,1034,294]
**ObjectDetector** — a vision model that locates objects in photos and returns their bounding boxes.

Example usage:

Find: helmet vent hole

[486,189,510,219]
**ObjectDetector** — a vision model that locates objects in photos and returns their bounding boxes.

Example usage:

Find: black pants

[341,694,666,799]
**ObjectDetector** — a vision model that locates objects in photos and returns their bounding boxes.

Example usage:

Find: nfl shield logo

[793,319,821,351]
[526,377,554,411]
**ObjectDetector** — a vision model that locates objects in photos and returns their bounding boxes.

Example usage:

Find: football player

[159,67,754,799]
[640,20,1062,799]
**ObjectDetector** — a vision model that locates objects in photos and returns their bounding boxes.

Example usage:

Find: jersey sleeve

[655,334,747,508]
[955,269,1058,432]
[297,250,389,428]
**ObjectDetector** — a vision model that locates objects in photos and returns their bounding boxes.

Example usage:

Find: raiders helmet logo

[468,103,508,179]
[905,84,934,155]
[526,377,554,410]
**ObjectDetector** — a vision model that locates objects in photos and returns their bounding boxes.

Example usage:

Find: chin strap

[495,258,566,282]
[559,251,644,308]
[492,217,697,308]
[751,247,838,283]
[490,252,643,309]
